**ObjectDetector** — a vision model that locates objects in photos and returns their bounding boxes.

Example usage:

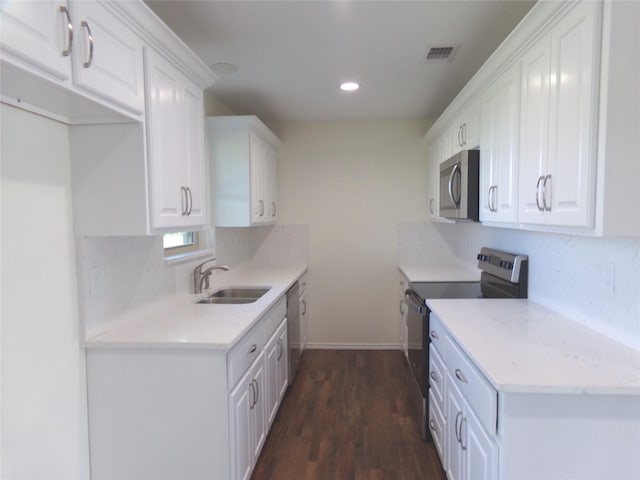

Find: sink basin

[197,287,271,305]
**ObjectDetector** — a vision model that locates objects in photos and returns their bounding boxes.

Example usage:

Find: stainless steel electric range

[403,247,528,439]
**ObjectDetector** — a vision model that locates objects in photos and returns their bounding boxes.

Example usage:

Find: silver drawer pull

[248,344,257,354]
[430,371,439,383]
[430,330,439,340]
[455,368,468,383]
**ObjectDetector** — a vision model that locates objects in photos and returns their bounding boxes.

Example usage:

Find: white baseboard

[304,342,400,350]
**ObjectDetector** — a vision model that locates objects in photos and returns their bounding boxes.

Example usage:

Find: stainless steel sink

[197,287,271,305]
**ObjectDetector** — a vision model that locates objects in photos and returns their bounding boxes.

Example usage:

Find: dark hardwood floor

[251,350,447,480]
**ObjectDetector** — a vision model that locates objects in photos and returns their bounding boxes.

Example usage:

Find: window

[163,231,200,258]
[163,232,196,249]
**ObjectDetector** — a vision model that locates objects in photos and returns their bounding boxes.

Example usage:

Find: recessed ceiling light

[340,82,359,92]
[209,62,239,75]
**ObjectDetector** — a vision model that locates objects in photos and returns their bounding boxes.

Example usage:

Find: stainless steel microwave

[438,150,479,221]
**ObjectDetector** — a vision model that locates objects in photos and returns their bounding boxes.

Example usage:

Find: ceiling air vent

[425,45,459,63]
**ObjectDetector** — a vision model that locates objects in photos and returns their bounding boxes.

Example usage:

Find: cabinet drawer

[445,335,497,437]
[429,344,446,411]
[227,322,265,389]
[428,389,446,464]
[428,313,447,357]
[262,297,286,341]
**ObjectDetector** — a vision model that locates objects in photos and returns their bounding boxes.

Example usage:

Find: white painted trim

[305,343,400,350]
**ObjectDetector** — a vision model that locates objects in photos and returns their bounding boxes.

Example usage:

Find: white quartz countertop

[426,299,640,395]
[399,263,481,283]
[83,264,307,350]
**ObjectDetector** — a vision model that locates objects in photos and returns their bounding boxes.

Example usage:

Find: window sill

[164,248,215,266]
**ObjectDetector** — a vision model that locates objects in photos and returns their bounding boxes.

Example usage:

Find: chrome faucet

[193,259,230,294]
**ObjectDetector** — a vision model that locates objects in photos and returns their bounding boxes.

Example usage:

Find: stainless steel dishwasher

[286,282,301,384]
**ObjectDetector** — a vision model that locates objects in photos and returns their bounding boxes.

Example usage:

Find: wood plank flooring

[251,350,447,480]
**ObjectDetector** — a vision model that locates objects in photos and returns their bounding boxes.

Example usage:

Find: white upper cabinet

[69,0,145,114]
[0,0,71,81]
[450,99,480,155]
[208,116,281,227]
[1,0,144,118]
[480,61,521,223]
[145,47,206,231]
[518,1,600,227]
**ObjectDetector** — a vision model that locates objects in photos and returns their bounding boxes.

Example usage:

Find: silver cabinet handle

[271,201,276,217]
[254,378,259,404]
[542,174,552,211]
[430,330,439,340]
[399,299,404,315]
[301,300,307,316]
[430,371,439,384]
[462,123,467,145]
[535,175,545,211]
[80,21,94,68]
[276,339,284,361]
[454,368,468,383]
[457,126,463,147]
[429,419,438,434]
[488,185,498,212]
[186,187,193,216]
[249,380,256,409]
[59,6,73,57]
[180,187,188,215]
[429,197,435,215]
[448,164,461,207]
[454,411,462,443]
[258,200,264,217]
[460,417,467,450]
[248,344,257,354]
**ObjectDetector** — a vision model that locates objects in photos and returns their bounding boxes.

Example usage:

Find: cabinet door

[479,84,498,222]
[145,48,185,230]
[545,2,598,227]
[463,406,498,480]
[230,371,253,480]
[399,274,408,359]
[446,377,465,480]
[265,333,280,427]
[263,142,278,223]
[250,354,267,461]
[181,79,207,227]
[493,62,521,223]
[69,0,144,114]
[518,36,550,225]
[426,143,439,220]
[249,132,266,224]
[276,326,288,401]
[0,0,71,81]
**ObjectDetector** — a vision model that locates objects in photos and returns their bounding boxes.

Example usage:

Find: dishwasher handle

[404,289,426,315]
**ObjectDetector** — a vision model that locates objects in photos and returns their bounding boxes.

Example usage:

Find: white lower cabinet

[446,379,498,480]
[265,319,288,428]
[230,351,266,480]
[86,297,288,480]
[430,312,640,479]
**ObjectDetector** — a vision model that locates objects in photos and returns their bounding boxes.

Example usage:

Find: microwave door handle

[448,164,461,207]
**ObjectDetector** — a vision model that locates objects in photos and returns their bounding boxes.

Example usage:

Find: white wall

[1,104,90,479]
[275,119,432,347]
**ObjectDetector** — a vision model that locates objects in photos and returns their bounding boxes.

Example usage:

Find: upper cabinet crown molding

[103,1,216,90]
[424,2,578,144]
[0,0,216,124]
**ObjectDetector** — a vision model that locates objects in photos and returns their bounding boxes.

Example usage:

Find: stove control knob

[477,254,488,262]
[500,260,513,270]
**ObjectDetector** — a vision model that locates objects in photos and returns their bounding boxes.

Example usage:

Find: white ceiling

[146,0,535,124]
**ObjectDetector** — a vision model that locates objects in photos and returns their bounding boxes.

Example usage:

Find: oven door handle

[404,289,426,315]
